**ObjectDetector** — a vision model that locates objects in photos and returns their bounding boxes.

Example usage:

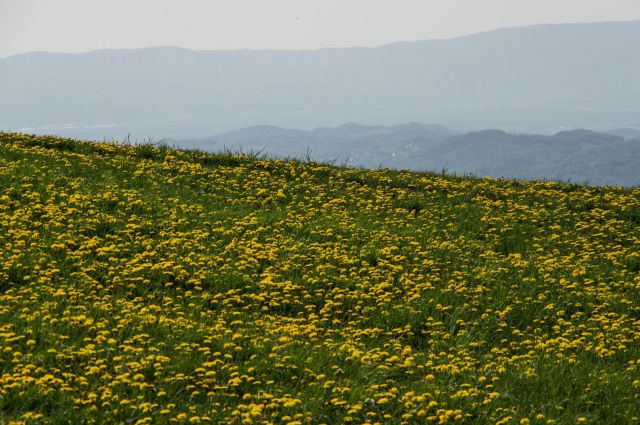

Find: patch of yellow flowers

[0,133,639,424]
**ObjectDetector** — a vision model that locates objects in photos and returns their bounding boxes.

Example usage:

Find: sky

[1,0,640,57]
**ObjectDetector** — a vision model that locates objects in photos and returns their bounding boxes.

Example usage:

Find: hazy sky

[1,0,639,57]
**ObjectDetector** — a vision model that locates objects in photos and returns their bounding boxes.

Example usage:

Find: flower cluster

[1,133,639,424]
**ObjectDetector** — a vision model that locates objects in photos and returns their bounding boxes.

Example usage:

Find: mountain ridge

[2,20,640,138]
[5,19,640,59]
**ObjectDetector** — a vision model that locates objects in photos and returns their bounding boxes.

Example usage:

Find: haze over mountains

[2,20,640,139]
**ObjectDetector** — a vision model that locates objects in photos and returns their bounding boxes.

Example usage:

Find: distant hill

[2,20,640,139]
[424,129,640,186]
[178,123,640,186]
[607,128,640,139]
[179,122,456,164]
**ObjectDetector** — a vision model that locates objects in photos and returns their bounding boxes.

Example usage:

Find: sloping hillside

[1,133,640,424]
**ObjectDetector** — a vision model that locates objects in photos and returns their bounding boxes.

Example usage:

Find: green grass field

[1,133,639,424]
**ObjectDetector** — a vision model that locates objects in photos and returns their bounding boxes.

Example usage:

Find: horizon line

[3,18,639,60]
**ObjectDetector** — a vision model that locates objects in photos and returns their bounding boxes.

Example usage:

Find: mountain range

[2,20,640,139]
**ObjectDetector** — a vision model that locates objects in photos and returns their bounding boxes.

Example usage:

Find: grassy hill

[1,133,640,424]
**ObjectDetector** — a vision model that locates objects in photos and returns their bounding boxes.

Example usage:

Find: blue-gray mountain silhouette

[2,21,639,139]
